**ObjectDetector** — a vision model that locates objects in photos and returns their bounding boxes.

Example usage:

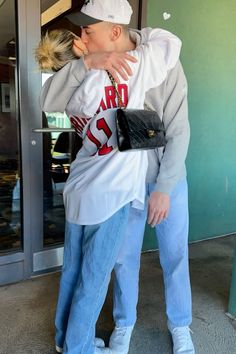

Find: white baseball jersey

[64,29,181,225]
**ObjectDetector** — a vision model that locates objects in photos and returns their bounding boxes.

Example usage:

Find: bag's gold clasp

[147,130,157,138]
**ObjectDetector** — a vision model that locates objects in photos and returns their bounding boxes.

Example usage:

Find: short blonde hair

[35,29,78,72]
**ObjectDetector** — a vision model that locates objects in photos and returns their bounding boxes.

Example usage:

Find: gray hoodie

[40,29,190,195]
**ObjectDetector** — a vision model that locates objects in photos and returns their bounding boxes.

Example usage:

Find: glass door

[0,0,21,253]
[0,0,26,284]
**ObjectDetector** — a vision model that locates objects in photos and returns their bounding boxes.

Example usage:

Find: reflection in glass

[42,107,82,247]
[0,0,22,253]
[43,110,69,246]
[41,75,82,246]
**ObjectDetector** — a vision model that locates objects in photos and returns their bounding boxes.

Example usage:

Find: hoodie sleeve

[154,61,190,195]
[40,58,88,113]
[131,27,182,92]
[139,27,182,71]
[66,69,107,118]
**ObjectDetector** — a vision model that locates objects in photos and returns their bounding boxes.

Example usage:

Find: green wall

[143,0,236,249]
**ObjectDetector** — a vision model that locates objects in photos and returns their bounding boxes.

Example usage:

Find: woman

[36,27,181,354]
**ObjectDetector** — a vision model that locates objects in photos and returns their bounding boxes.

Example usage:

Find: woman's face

[72,37,88,57]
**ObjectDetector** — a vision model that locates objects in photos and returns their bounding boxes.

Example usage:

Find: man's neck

[115,34,136,52]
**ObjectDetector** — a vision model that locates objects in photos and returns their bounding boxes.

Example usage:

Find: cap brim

[66,12,101,26]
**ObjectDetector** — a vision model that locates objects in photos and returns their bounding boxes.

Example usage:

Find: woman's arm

[40,59,88,113]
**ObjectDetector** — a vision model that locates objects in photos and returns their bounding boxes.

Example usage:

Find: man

[40,1,194,353]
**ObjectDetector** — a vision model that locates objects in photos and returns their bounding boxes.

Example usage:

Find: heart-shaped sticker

[163,12,171,20]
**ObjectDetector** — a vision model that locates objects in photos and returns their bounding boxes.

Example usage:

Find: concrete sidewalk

[0,236,235,354]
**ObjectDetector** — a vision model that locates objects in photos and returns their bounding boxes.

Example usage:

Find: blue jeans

[113,179,192,327]
[55,204,130,354]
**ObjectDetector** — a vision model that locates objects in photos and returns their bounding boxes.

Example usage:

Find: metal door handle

[32,128,75,133]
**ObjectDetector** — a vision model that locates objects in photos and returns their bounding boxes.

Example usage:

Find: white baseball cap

[67,0,133,26]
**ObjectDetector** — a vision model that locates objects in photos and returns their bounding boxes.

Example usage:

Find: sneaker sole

[55,345,63,353]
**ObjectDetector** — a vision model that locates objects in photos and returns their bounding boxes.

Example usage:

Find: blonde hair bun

[35,29,78,72]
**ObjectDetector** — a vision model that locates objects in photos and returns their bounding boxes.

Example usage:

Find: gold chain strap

[106,71,126,109]
[107,71,153,112]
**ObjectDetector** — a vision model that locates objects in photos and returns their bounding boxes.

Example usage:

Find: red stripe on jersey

[81,117,89,125]
[70,117,83,135]
[70,116,91,136]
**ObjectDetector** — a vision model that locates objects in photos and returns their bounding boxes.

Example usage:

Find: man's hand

[83,52,137,83]
[148,191,170,228]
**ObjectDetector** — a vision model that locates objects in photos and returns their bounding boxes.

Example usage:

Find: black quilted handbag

[116,108,166,151]
[107,72,166,152]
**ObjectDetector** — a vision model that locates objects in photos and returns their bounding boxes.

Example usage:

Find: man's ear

[110,25,122,41]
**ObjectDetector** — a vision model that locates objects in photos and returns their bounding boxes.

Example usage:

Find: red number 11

[87,118,114,156]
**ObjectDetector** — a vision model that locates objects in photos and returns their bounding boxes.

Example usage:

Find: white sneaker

[168,324,195,354]
[55,338,105,353]
[55,345,63,353]
[109,325,134,354]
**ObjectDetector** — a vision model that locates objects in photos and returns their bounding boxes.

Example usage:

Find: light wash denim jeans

[113,179,192,328]
[55,204,130,354]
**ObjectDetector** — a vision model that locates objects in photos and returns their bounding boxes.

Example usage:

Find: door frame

[0,0,34,285]
[0,0,45,285]
[19,0,66,276]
